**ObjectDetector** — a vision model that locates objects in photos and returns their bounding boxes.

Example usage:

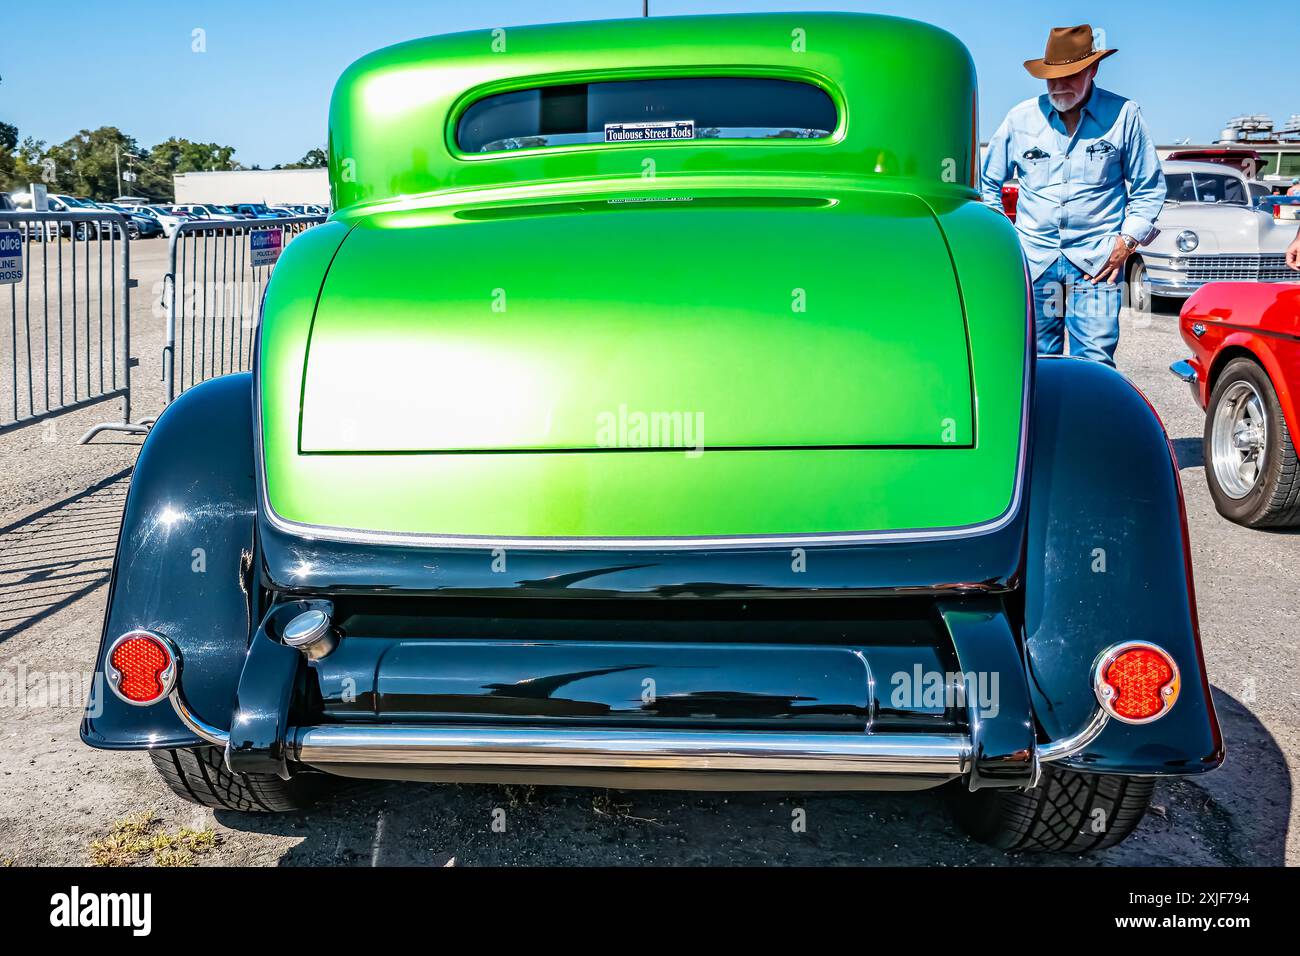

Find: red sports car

[1173,281,1300,526]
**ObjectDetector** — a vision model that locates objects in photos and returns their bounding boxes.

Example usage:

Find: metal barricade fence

[0,210,144,443]
[162,217,325,404]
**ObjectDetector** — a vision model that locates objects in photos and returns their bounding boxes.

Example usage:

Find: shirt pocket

[1082,146,1121,186]
[1019,155,1053,189]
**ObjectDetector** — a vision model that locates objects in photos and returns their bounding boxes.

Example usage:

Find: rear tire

[1204,357,1300,527]
[149,746,333,812]
[949,765,1155,853]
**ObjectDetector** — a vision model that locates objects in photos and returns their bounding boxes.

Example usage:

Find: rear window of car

[456,77,837,154]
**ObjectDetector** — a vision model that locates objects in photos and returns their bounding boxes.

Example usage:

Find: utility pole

[115,146,122,198]
[643,1,648,16]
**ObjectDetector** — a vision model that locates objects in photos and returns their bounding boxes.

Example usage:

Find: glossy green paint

[301,189,973,452]
[327,13,978,211]
[258,13,1028,540]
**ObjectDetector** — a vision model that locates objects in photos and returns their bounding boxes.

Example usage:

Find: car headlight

[1176,230,1199,253]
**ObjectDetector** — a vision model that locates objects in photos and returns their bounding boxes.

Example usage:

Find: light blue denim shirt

[980,85,1166,280]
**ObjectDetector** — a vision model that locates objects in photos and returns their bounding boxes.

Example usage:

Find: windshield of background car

[456,76,838,153]
[1195,173,1248,205]
[1165,173,1248,206]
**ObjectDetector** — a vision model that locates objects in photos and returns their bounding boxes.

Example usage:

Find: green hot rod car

[84,13,1222,852]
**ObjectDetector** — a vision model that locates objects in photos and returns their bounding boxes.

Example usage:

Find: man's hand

[1287,228,1300,271]
[1087,235,1133,284]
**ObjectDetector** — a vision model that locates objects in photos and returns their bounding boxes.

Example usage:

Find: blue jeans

[1031,254,1122,366]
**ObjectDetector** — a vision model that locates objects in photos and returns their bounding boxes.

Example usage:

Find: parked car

[1172,282,1300,527]
[1129,160,1297,312]
[999,182,1018,222]
[102,202,164,239]
[172,203,244,222]
[1256,194,1300,222]
[232,202,285,219]
[136,204,192,239]
[9,192,124,240]
[272,203,328,217]
[82,12,1223,853]
[1166,147,1265,180]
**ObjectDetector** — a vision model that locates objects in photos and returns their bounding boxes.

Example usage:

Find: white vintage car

[1131,160,1297,311]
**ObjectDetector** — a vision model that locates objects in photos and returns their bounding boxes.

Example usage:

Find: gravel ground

[0,247,1295,866]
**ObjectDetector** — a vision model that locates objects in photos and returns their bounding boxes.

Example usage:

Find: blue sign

[250,229,283,267]
[0,229,22,285]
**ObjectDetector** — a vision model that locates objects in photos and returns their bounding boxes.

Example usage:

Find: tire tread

[951,766,1154,853]
[148,746,326,813]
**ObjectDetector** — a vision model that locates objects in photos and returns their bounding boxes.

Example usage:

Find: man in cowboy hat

[981,24,1166,366]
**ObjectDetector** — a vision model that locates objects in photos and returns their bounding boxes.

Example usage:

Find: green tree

[38,126,142,199]
[10,136,49,189]
[123,138,241,201]
[0,72,16,188]
[275,148,327,169]
[0,122,17,187]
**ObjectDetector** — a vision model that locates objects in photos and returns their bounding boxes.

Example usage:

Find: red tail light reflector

[1093,642,1180,724]
[106,631,179,705]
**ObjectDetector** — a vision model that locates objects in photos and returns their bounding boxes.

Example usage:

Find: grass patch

[89,811,220,867]
[592,791,662,827]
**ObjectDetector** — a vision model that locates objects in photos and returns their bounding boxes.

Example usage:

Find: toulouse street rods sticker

[605,120,695,143]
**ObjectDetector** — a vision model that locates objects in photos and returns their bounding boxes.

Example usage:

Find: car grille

[1184,254,1295,283]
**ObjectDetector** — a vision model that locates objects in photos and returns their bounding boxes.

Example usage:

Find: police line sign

[250,228,283,267]
[0,229,22,285]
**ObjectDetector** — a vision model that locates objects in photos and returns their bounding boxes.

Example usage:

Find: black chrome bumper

[163,595,1113,791]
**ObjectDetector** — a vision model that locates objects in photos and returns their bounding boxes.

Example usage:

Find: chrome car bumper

[1170,359,1202,405]
[166,683,1108,787]
[1144,252,1297,298]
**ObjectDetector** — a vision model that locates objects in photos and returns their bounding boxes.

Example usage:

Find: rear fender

[81,373,258,750]
[1024,357,1223,774]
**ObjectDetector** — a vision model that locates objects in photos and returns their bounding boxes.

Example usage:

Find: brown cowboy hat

[1024,24,1117,80]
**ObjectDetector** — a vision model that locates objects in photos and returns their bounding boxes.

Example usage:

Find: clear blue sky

[0,0,1289,168]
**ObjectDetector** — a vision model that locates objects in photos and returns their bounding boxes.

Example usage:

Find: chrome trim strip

[1169,360,1198,384]
[251,293,1032,551]
[168,687,230,748]
[1037,706,1109,764]
[292,725,973,775]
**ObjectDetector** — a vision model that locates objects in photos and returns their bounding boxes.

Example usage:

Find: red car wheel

[1204,357,1300,526]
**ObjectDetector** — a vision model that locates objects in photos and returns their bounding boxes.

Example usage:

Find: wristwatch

[1120,234,1138,251]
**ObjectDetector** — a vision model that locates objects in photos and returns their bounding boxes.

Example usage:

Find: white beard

[1049,88,1087,112]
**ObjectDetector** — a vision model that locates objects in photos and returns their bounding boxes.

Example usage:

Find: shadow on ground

[1170,436,1204,470]
[212,686,1287,867]
[0,468,129,642]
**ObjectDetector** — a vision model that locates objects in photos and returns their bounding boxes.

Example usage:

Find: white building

[173,168,329,205]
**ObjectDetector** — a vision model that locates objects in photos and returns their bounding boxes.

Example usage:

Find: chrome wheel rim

[1132,263,1148,311]
[1211,380,1267,499]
